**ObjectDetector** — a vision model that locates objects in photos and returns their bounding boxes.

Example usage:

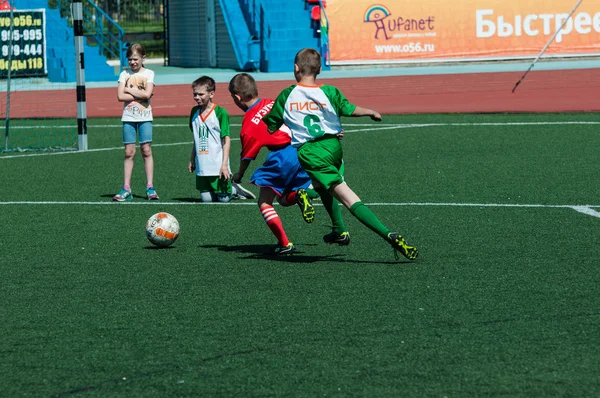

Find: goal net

[0,7,77,153]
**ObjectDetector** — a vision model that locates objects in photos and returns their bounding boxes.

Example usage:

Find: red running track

[6,68,600,118]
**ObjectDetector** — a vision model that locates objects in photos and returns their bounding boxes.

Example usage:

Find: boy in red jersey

[229,73,315,255]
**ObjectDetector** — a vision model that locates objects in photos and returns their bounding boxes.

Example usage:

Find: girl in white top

[113,43,159,201]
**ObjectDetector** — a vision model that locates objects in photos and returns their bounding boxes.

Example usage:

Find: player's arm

[216,106,232,180]
[126,81,154,101]
[352,105,382,122]
[233,159,252,184]
[263,87,293,133]
[233,119,262,183]
[188,107,198,173]
[220,136,231,180]
[188,144,196,173]
[322,85,382,121]
[117,80,135,102]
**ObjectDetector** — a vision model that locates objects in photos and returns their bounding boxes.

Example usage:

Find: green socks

[315,187,347,234]
[315,189,390,239]
[349,201,390,238]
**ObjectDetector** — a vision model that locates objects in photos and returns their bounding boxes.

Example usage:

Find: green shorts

[297,135,344,190]
[196,175,232,195]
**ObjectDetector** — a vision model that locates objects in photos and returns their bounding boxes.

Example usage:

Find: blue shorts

[250,145,311,196]
[123,121,152,144]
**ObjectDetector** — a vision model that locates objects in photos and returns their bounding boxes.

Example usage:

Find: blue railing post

[318,0,330,70]
[121,41,129,70]
[95,7,105,58]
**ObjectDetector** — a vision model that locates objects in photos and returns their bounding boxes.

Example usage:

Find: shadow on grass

[100,193,149,201]
[171,197,201,203]
[143,245,176,250]
[200,244,406,265]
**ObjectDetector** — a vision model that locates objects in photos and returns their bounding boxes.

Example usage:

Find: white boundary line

[0,200,599,218]
[571,206,600,218]
[2,120,600,220]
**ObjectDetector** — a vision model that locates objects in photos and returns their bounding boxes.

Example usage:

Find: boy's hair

[228,73,258,101]
[126,43,146,59]
[192,76,216,92]
[294,48,321,77]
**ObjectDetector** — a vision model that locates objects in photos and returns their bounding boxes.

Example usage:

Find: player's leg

[278,147,315,223]
[215,177,233,203]
[259,188,295,255]
[232,182,256,199]
[113,122,136,201]
[279,189,315,224]
[330,182,418,260]
[305,184,320,200]
[314,182,349,244]
[139,121,158,200]
[197,176,220,202]
[297,137,347,243]
[122,142,136,188]
[199,192,214,202]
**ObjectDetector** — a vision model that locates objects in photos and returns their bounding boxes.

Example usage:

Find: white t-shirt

[118,68,155,122]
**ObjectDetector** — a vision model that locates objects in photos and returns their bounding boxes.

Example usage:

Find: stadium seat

[311,6,320,21]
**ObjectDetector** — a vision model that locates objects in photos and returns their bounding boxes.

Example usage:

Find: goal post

[0,4,85,153]
[73,0,87,151]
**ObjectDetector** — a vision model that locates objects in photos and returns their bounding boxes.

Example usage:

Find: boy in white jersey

[113,43,159,202]
[262,48,418,261]
[188,76,255,202]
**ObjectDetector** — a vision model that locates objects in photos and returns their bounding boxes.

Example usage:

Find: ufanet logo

[364,4,435,40]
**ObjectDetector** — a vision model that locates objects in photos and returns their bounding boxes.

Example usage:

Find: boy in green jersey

[262,48,418,260]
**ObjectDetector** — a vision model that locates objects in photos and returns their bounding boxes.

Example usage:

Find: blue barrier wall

[11,0,116,82]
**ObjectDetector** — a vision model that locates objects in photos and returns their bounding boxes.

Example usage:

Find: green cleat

[388,232,418,260]
[296,189,315,224]
[323,231,350,246]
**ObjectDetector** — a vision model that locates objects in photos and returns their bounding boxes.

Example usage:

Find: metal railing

[50,0,125,68]
[316,0,330,69]
[238,0,259,38]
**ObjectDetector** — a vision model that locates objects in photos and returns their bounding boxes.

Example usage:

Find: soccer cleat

[296,189,315,223]
[113,188,132,202]
[323,231,350,246]
[232,182,256,200]
[273,242,295,255]
[146,187,159,200]
[387,232,418,260]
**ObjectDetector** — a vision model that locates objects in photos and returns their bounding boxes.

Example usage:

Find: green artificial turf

[1,113,599,396]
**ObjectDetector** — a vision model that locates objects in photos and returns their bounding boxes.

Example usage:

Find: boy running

[229,73,315,255]
[262,48,418,260]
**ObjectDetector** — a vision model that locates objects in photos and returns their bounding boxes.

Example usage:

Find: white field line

[571,206,600,218]
[0,200,599,218]
[1,120,598,160]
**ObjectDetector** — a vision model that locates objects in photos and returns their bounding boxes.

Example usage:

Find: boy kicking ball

[262,48,418,260]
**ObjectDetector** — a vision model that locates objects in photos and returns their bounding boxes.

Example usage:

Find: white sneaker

[232,183,256,199]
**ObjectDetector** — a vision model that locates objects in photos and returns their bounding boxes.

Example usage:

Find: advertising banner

[326,0,600,64]
[0,9,47,77]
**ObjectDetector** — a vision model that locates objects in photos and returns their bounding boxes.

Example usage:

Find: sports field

[1,113,600,396]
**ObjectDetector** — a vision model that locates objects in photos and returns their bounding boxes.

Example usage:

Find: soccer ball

[145,212,180,247]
